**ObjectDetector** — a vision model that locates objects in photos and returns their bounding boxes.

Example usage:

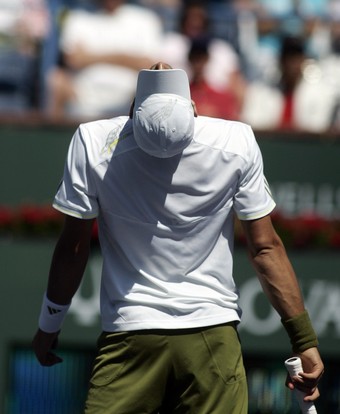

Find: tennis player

[32,62,324,413]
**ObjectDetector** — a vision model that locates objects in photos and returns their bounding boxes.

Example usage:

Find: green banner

[1,238,339,412]
[1,125,340,220]
[1,240,338,355]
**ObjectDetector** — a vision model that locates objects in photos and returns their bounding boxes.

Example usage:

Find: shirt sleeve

[233,127,276,220]
[53,126,99,219]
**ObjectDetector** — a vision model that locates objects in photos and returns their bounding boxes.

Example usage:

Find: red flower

[0,206,15,228]
[0,204,339,249]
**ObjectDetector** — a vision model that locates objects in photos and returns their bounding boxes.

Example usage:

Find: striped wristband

[281,310,318,353]
[38,292,71,333]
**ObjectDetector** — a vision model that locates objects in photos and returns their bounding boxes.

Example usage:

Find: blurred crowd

[1,0,340,133]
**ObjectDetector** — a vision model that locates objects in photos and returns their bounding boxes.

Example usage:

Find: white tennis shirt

[53,116,276,332]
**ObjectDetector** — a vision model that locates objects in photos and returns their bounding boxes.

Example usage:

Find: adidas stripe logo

[48,306,62,315]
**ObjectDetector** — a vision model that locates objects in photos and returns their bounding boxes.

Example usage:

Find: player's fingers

[51,337,59,350]
[295,371,323,395]
[303,386,320,402]
[300,370,324,383]
[290,374,320,396]
[285,373,294,389]
[39,352,63,367]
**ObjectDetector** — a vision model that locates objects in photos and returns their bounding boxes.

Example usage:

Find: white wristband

[38,292,71,333]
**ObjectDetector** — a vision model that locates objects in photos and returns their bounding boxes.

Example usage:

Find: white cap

[133,69,194,158]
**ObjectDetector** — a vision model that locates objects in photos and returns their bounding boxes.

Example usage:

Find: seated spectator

[188,36,240,120]
[0,0,50,112]
[317,13,340,131]
[234,0,329,82]
[47,0,164,120]
[161,0,246,110]
[240,35,338,133]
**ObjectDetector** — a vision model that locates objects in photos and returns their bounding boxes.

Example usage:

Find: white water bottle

[285,357,317,414]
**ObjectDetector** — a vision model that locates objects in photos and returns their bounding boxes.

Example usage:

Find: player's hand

[32,329,63,366]
[286,347,324,402]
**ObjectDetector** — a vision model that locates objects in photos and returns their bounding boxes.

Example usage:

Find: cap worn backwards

[133,69,195,158]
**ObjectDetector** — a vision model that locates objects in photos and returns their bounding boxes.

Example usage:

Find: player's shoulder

[72,116,136,166]
[78,116,130,137]
[194,116,256,153]
[76,116,132,152]
[195,115,251,129]
[192,116,257,161]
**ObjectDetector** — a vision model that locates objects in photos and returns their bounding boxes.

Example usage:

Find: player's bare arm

[46,215,95,305]
[32,215,94,366]
[241,214,304,319]
[241,214,324,399]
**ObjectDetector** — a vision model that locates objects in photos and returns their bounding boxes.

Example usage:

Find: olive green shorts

[84,322,247,414]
